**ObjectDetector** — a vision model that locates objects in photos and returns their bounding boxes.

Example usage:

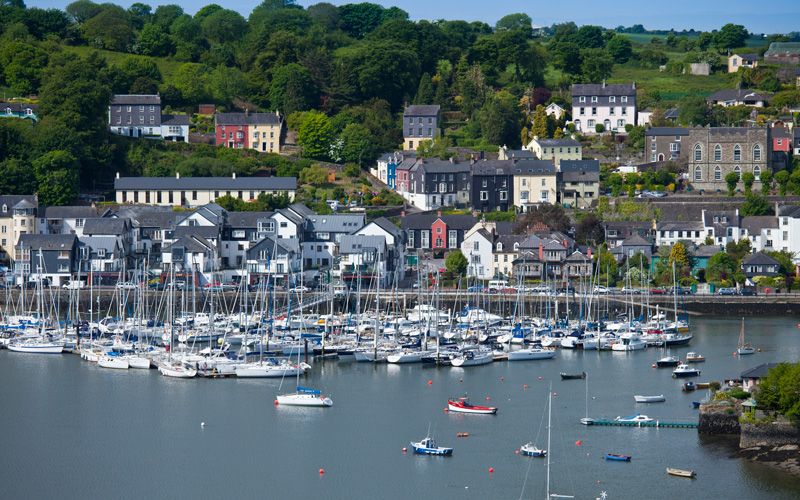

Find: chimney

[115,172,120,179]
[480,151,485,160]
[587,247,592,258]
[632,81,636,90]
[232,172,237,179]
[449,157,455,164]
[176,172,180,179]
[538,242,543,261]
[245,109,249,117]
[400,210,406,217]
[602,80,606,88]
[437,210,442,218]
[533,135,539,141]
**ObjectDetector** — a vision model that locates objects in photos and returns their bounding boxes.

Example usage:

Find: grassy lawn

[61,45,183,82]
[621,33,767,48]
[609,65,734,102]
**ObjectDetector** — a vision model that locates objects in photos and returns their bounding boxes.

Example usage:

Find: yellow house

[525,136,582,167]
[249,112,283,153]
[512,159,558,212]
[728,53,759,73]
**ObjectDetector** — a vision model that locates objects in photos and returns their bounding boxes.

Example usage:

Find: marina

[2,315,800,499]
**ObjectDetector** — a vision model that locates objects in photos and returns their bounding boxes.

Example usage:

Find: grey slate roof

[693,245,721,258]
[534,138,581,147]
[305,214,365,233]
[0,195,36,213]
[42,206,106,219]
[736,53,760,62]
[18,234,76,250]
[174,226,219,240]
[416,159,471,173]
[560,160,600,182]
[1,102,38,113]
[115,176,296,191]
[338,235,386,255]
[645,127,689,137]
[368,217,403,239]
[471,160,513,175]
[743,252,780,266]
[287,203,315,218]
[502,149,535,159]
[620,234,652,247]
[741,216,778,234]
[161,114,189,125]
[400,213,476,231]
[168,235,214,253]
[247,235,298,258]
[111,94,161,105]
[113,206,179,229]
[227,211,273,228]
[81,236,119,254]
[403,105,440,117]
[741,363,781,379]
[215,112,282,126]
[657,221,704,231]
[707,89,770,103]
[512,159,556,175]
[571,83,636,97]
[83,218,130,236]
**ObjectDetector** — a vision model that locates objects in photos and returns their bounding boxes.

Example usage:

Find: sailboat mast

[546,382,552,500]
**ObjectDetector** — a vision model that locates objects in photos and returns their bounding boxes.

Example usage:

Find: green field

[621,33,768,48]
[609,66,734,102]
[61,45,184,82]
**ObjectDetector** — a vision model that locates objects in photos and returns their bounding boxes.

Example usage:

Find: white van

[488,280,509,291]
[62,280,86,290]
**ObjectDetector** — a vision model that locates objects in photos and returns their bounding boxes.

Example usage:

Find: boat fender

[319,469,325,475]
[488,467,494,474]
[485,396,491,401]
[523,384,529,389]
[575,440,582,446]
[427,379,433,385]
[402,447,407,453]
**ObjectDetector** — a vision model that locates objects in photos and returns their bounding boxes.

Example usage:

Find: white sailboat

[736,317,755,355]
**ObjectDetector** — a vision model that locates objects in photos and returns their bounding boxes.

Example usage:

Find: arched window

[658,153,664,161]
[714,144,722,162]
[753,144,762,161]
[733,144,741,162]
[574,120,581,131]
[496,242,503,252]
[513,242,520,251]
[694,144,702,161]
[694,166,702,181]
[753,166,761,180]
[714,166,721,181]
[734,165,741,179]
[1,204,6,213]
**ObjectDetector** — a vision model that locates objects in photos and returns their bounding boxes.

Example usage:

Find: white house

[571,82,636,135]
[545,102,565,121]
[778,205,800,263]
[460,227,495,280]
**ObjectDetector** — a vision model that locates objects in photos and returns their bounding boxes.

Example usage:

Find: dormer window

[621,96,628,103]
[591,96,598,103]
[609,96,616,103]
[579,96,586,103]
[1,205,6,213]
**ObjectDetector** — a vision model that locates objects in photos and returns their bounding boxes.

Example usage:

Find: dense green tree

[137,23,174,56]
[298,163,329,184]
[81,5,135,51]
[127,3,152,29]
[0,158,37,195]
[414,72,434,104]
[456,61,488,116]
[66,0,102,24]
[741,193,771,216]
[759,170,773,195]
[339,123,377,165]
[23,7,70,39]
[713,23,748,51]
[172,63,208,104]
[574,25,606,48]
[725,171,739,196]
[495,13,532,36]
[208,65,247,104]
[706,252,738,284]
[550,41,582,75]
[575,213,605,245]
[152,4,184,30]
[581,48,613,82]
[297,110,334,160]
[0,41,48,95]
[678,95,709,126]
[725,238,752,263]
[606,35,633,63]
[33,150,79,206]
[338,2,406,39]
[478,90,522,147]
[268,63,318,115]
[445,249,468,276]
[513,204,570,233]
[201,9,247,44]
[307,3,339,30]
[775,170,790,196]
[345,41,420,109]
[742,171,755,194]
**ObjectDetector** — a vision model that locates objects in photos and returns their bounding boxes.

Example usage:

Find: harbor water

[2,316,800,499]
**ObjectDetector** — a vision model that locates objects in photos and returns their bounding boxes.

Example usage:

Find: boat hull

[634,395,665,403]
[605,454,632,462]
[98,357,129,369]
[276,393,333,407]
[8,343,64,354]
[410,444,452,456]
[447,401,497,414]
[520,443,546,457]
[507,349,555,361]
[667,467,696,478]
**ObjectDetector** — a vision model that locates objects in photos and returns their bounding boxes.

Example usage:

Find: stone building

[686,127,769,191]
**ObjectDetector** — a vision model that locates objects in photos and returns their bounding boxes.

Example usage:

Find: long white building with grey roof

[114,173,296,208]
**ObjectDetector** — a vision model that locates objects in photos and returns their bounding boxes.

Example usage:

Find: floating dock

[586,419,698,429]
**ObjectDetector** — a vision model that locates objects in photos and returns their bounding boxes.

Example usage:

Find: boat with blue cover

[604,453,631,462]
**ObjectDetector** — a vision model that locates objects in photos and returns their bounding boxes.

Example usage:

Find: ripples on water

[1,316,800,499]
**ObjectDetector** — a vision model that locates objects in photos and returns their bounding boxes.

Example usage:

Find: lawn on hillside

[61,45,184,82]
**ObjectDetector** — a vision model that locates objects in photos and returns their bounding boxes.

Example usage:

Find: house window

[420,230,430,248]
[499,191,508,201]
[579,107,585,115]
[714,144,722,161]
[714,166,721,181]
[753,166,761,180]
[407,230,414,248]
[591,96,598,103]
[733,145,741,161]
[473,241,479,251]
[448,230,457,249]
[621,96,628,103]
[233,230,245,238]
[591,107,597,116]
[694,166,702,181]
[694,144,702,161]
[753,144,762,161]
[609,96,616,103]
[540,191,549,201]
[670,143,678,152]
[480,191,488,201]
[734,166,741,179]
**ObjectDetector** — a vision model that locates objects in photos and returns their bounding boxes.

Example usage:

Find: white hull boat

[387,350,426,364]
[8,340,64,354]
[235,362,309,378]
[159,363,197,378]
[507,348,555,361]
[126,356,152,369]
[98,356,130,369]
[634,394,666,403]
[450,348,493,367]
[275,386,332,407]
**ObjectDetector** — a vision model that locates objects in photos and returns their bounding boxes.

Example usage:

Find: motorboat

[410,435,452,456]
[614,414,654,423]
[604,454,631,462]
[673,364,700,378]
[560,371,586,380]
[507,347,555,361]
[275,386,333,407]
[235,361,310,378]
[386,349,426,364]
[450,347,493,367]
[685,352,705,363]
[682,381,696,392]
[667,468,696,478]
[580,417,596,425]
[158,362,197,378]
[447,396,497,415]
[656,356,680,368]
[611,332,647,351]
[520,443,546,457]
[634,394,665,403]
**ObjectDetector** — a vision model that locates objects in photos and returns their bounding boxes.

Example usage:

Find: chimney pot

[115,172,120,179]
[176,172,180,179]
[437,210,442,218]
[232,172,237,179]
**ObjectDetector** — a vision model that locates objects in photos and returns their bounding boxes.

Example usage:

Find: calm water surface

[2,316,800,499]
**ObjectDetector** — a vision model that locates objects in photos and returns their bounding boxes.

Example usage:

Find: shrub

[595,123,605,133]
[728,388,751,400]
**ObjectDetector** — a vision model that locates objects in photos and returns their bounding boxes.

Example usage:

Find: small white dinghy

[634,394,666,403]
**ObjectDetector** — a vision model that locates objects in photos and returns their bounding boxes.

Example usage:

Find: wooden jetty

[586,418,698,429]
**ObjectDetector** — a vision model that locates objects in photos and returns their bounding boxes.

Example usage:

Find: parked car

[62,280,85,290]
[593,285,609,294]
[467,285,484,293]
[649,287,666,295]
[291,285,310,293]
[620,287,643,295]
[116,281,138,290]
[499,287,518,294]
[740,287,757,296]
[717,287,738,296]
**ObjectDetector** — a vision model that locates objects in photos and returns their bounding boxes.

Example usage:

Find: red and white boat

[447,396,497,415]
